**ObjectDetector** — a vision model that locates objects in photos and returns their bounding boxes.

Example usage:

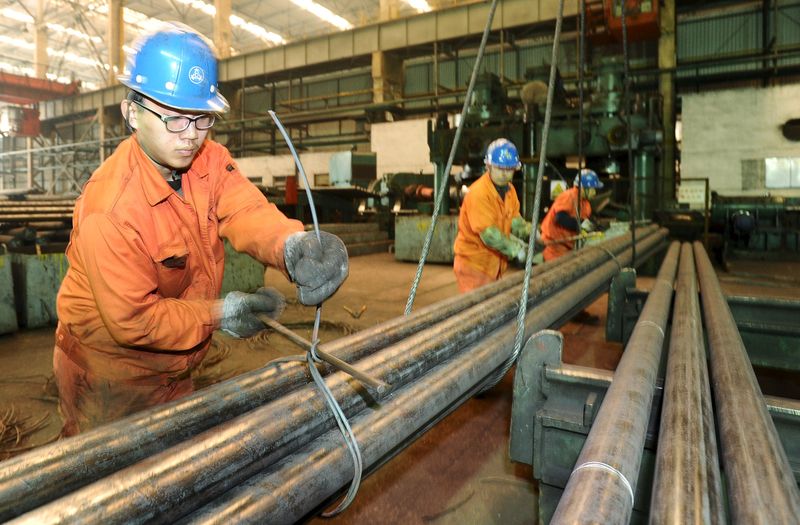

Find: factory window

[315,173,330,187]
[764,158,800,189]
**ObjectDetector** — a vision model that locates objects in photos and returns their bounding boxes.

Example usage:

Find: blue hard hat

[485,138,522,170]
[574,168,604,189]
[118,23,230,113]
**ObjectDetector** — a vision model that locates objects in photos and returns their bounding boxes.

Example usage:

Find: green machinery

[657,194,800,261]
[395,61,665,262]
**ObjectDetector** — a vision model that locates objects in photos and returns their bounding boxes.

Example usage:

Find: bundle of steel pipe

[693,241,800,522]
[5,229,667,524]
[0,225,661,521]
[649,243,725,523]
[0,199,75,223]
[550,241,680,524]
[177,231,670,524]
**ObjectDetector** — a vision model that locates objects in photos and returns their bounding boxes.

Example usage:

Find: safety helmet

[574,168,604,189]
[118,23,230,113]
[485,138,522,170]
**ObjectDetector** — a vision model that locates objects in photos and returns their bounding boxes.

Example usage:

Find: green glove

[511,217,532,241]
[480,226,528,262]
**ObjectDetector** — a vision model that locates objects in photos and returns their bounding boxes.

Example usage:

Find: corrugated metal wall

[238,3,800,114]
[678,2,800,76]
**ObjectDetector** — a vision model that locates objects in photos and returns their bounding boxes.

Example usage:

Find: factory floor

[0,252,799,523]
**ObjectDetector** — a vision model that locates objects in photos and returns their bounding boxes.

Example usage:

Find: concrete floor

[0,251,798,523]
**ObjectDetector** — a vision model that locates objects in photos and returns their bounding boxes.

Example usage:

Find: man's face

[122,97,211,174]
[488,164,515,187]
[581,187,597,199]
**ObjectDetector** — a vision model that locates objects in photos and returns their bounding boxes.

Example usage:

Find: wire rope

[481,0,566,391]
[620,1,637,266]
[269,110,363,516]
[403,0,500,316]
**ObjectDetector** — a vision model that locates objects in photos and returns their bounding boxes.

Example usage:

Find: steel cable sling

[268,111,365,517]
[480,0,566,391]
[575,0,586,251]
[621,0,637,266]
[404,0,500,315]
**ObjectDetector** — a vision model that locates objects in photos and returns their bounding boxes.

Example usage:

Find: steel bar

[0,225,658,521]
[9,231,668,524]
[551,242,680,524]
[693,241,800,523]
[179,233,669,524]
[256,314,389,394]
[649,243,725,524]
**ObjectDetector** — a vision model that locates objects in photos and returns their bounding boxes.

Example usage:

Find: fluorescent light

[0,7,33,24]
[290,0,354,31]
[1,8,103,43]
[175,0,286,45]
[405,0,432,13]
[229,14,285,45]
[47,23,103,44]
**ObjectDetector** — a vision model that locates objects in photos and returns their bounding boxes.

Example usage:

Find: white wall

[234,152,336,188]
[370,118,434,177]
[235,118,436,188]
[681,84,800,197]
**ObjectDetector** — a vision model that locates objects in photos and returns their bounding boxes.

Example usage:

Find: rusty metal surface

[1,229,666,523]
[650,244,725,524]
[551,242,680,524]
[694,241,800,523]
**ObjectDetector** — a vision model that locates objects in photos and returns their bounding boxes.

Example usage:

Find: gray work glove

[220,287,285,338]
[284,231,349,306]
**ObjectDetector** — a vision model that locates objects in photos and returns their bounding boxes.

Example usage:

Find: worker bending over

[453,139,532,293]
[540,169,603,261]
[54,24,348,436]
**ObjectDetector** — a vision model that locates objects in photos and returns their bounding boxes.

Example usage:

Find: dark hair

[127,90,144,103]
[124,91,145,133]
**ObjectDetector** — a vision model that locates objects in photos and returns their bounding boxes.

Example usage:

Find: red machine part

[0,71,81,137]
[0,107,40,137]
[0,71,80,105]
[586,0,660,44]
[605,0,660,42]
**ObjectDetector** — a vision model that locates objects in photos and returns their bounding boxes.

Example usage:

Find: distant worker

[540,169,603,261]
[53,24,349,436]
[453,139,532,293]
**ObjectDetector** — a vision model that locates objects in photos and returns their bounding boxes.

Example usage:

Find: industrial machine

[656,193,800,262]
[395,60,664,262]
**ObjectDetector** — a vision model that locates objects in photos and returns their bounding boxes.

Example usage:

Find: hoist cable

[404,0,500,316]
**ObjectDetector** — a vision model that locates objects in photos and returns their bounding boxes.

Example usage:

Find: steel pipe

[551,242,680,524]
[178,232,669,524]
[693,241,800,523]
[0,226,659,520]
[649,243,725,524]
[9,231,668,524]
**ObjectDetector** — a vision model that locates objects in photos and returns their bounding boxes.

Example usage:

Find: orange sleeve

[78,213,218,351]
[213,155,304,274]
[465,184,502,236]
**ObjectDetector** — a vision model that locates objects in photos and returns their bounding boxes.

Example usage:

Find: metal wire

[403,0,500,316]
[481,0,566,390]
[268,110,363,516]
[621,1,637,266]
[575,0,586,251]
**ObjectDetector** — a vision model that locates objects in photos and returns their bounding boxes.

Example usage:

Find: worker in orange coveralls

[540,169,603,262]
[453,139,532,293]
[53,24,348,436]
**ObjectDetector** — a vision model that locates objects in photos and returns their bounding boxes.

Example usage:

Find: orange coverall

[540,186,591,262]
[54,136,304,435]
[453,172,521,293]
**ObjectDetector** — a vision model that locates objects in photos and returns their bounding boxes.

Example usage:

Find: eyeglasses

[132,100,215,133]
